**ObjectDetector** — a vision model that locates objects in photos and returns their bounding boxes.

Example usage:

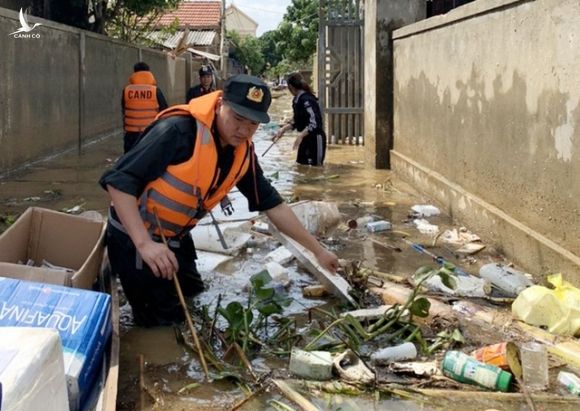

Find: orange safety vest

[138,91,252,238]
[123,71,159,133]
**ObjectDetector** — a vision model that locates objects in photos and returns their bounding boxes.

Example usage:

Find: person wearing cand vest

[122,62,168,154]
[100,74,339,327]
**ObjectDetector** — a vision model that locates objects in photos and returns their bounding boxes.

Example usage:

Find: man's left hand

[315,249,339,273]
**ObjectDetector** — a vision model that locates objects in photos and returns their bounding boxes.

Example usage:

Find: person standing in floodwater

[273,73,326,166]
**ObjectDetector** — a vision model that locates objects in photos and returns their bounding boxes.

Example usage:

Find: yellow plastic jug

[512,274,580,336]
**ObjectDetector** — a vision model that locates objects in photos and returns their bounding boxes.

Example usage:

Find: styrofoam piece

[289,348,333,380]
[195,251,233,274]
[290,201,341,237]
[0,276,112,411]
[413,218,439,235]
[190,221,252,255]
[0,327,69,411]
[421,274,491,297]
[253,221,270,234]
[265,246,294,265]
[269,224,355,306]
[265,261,289,285]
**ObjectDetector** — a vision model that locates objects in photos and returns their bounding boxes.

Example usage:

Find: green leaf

[409,297,431,318]
[256,301,283,316]
[451,329,465,344]
[413,266,436,282]
[437,270,457,290]
[250,270,274,300]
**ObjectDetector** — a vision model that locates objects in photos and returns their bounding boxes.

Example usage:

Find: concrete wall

[392,0,580,283]
[0,7,187,176]
[364,0,425,169]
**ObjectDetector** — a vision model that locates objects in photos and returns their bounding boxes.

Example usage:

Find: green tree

[227,31,265,75]
[259,30,283,70]
[275,0,319,63]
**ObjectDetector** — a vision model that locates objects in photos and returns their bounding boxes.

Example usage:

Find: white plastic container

[370,342,417,365]
[479,263,533,297]
[289,348,333,380]
[366,220,392,232]
[521,342,549,391]
[411,205,441,217]
[557,371,580,395]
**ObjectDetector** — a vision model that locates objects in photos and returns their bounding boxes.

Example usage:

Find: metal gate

[318,0,364,145]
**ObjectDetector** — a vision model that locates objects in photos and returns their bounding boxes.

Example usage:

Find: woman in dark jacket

[274,73,327,166]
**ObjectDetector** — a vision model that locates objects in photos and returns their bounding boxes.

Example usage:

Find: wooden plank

[269,223,355,306]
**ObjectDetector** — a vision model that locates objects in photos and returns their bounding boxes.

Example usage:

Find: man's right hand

[137,240,179,280]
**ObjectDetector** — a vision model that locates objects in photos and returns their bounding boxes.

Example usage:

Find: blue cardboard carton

[0,276,112,411]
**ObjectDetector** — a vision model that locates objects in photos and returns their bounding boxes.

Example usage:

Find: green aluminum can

[442,351,512,392]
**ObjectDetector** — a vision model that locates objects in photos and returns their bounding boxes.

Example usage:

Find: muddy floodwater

[1,94,578,411]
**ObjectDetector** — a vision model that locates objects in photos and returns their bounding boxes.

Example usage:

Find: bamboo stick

[138,354,145,411]
[153,208,210,379]
[272,380,320,411]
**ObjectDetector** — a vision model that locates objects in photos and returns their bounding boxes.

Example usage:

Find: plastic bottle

[410,205,441,217]
[557,371,580,395]
[370,342,417,365]
[479,263,533,297]
[441,351,512,392]
[520,342,549,391]
[366,220,392,233]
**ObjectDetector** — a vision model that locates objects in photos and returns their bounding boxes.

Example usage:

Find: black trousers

[106,224,204,327]
[123,131,142,154]
[296,132,326,166]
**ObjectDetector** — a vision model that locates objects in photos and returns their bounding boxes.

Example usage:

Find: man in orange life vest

[122,62,168,153]
[100,74,339,327]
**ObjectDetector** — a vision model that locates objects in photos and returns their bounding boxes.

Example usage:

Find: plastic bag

[512,273,580,336]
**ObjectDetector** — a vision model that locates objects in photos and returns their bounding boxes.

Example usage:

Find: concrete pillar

[364,0,425,169]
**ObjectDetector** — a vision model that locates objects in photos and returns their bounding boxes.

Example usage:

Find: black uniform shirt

[99,116,283,212]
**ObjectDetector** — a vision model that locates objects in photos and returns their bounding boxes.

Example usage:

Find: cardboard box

[0,207,106,289]
[0,276,112,411]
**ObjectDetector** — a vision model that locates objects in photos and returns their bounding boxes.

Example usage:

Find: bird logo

[8,8,42,37]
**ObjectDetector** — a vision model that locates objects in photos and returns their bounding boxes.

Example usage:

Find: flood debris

[370,342,417,365]
[512,273,580,336]
[289,348,333,380]
[333,350,374,384]
[269,221,355,306]
[302,285,328,298]
[266,245,294,265]
[479,263,534,297]
[410,205,441,218]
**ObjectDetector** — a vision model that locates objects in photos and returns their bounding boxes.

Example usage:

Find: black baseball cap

[199,66,212,76]
[223,74,271,123]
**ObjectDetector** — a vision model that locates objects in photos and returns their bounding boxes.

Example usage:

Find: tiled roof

[147,30,217,48]
[154,1,222,29]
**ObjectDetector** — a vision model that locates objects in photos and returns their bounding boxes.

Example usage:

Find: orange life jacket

[123,71,159,133]
[138,91,252,238]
